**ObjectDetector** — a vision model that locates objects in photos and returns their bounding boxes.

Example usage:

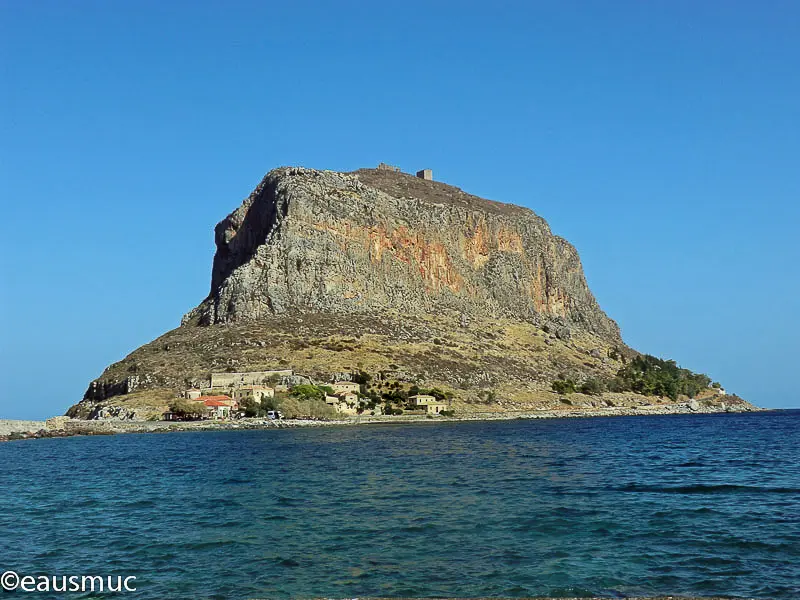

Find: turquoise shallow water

[1,411,798,599]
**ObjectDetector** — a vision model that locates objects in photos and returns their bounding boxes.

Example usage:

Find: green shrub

[412,387,449,401]
[381,389,407,404]
[552,379,577,395]
[238,397,266,418]
[352,370,372,385]
[579,378,605,395]
[291,384,326,402]
[478,390,496,404]
[279,396,336,419]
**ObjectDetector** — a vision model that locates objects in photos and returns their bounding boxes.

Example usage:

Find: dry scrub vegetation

[72,309,641,417]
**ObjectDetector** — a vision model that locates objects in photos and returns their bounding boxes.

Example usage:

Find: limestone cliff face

[185,167,620,342]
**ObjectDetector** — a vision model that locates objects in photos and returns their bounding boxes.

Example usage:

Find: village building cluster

[163,370,288,421]
[408,394,448,414]
[164,369,450,421]
[324,381,363,415]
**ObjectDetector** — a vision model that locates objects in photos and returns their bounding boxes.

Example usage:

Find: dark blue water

[1,411,798,599]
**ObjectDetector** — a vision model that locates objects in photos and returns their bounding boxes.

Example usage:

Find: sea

[1,410,798,599]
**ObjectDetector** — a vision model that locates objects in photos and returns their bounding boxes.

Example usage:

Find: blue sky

[2,1,798,419]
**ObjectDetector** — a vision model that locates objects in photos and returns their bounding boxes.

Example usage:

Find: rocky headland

[66,166,757,421]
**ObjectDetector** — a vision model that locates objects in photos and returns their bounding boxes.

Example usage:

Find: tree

[260,395,278,411]
[291,384,326,402]
[381,389,407,405]
[238,397,265,418]
[168,399,206,419]
[427,387,447,401]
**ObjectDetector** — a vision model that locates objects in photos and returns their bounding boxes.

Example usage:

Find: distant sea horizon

[2,410,798,599]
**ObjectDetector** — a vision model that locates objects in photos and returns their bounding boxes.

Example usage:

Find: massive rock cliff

[185,167,620,342]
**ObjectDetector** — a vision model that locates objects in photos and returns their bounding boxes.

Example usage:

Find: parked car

[267,410,283,420]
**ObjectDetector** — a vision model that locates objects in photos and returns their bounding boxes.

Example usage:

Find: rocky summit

[68,166,754,419]
[189,167,620,341]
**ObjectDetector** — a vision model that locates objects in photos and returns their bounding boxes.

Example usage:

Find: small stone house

[325,394,358,416]
[408,394,448,415]
[408,394,435,405]
[340,392,359,405]
[331,381,360,395]
[194,395,237,419]
[184,388,202,400]
[204,399,232,419]
[233,386,275,404]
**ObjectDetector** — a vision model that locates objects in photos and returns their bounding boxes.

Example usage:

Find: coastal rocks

[88,405,138,421]
[1,429,75,442]
[0,420,47,437]
[0,417,100,442]
[7,404,763,443]
[46,416,70,430]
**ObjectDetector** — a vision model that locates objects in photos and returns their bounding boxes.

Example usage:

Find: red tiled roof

[195,395,231,402]
[203,399,233,407]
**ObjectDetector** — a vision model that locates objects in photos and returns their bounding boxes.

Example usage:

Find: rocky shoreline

[0,404,763,442]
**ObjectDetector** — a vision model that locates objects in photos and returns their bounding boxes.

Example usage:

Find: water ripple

[0,410,798,599]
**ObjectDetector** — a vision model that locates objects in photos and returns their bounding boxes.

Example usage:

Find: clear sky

[2,1,799,419]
